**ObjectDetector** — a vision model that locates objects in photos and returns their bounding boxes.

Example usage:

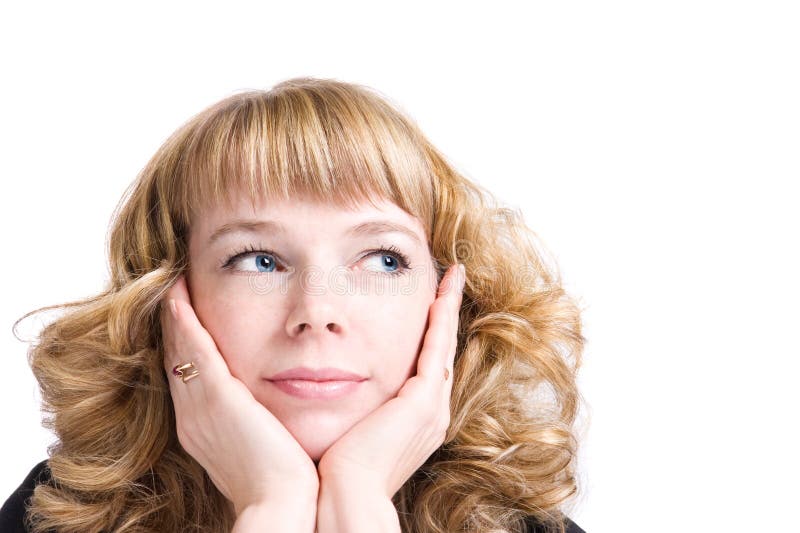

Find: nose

[284,267,347,338]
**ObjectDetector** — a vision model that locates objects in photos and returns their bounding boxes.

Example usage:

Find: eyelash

[219,243,412,275]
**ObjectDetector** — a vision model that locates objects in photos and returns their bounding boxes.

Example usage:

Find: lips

[266,366,367,400]
[266,366,367,382]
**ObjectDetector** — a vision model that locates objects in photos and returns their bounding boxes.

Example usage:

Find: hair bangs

[171,81,435,237]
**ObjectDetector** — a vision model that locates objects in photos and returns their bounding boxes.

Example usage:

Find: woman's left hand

[316,263,466,498]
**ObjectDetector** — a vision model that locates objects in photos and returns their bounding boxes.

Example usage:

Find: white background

[1,2,798,531]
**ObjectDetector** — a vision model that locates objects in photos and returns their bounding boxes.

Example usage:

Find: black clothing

[2,460,585,532]
[527,515,586,533]
[1,460,51,533]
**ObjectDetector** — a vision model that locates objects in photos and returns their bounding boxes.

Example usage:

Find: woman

[2,77,586,532]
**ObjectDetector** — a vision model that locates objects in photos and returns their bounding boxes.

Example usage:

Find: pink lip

[267,366,367,382]
[266,367,367,400]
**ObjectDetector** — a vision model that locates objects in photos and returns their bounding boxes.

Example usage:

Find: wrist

[232,480,319,533]
[232,494,318,533]
[231,503,271,533]
[233,476,320,515]
[317,479,400,533]
[317,463,386,499]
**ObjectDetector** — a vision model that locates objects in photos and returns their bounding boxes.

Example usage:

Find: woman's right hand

[159,275,319,519]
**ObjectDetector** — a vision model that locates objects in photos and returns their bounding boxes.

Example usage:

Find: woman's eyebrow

[207,219,423,247]
[208,219,285,245]
[348,220,423,246]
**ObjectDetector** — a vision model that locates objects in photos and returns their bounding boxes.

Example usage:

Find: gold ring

[172,362,199,383]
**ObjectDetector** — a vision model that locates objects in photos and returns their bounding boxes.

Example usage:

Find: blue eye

[220,245,281,273]
[221,244,411,275]
[252,254,276,272]
[363,253,401,273]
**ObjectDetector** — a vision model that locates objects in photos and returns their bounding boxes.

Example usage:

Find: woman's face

[186,193,438,460]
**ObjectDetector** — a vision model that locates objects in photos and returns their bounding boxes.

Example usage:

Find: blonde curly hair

[15,77,586,533]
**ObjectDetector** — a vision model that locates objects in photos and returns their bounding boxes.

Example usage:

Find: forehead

[190,192,428,247]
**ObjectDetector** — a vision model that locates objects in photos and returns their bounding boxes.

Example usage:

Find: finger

[442,264,465,409]
[442,263,464,374]
[162,276,230,380]
[159,284,200,413]
[448,264,466,370]
[159,298,179,374]
[416,264,462,385]
[159,277,230,420]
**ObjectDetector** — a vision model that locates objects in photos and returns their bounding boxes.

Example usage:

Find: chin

[304,440,333,463]
[281,411,359,462]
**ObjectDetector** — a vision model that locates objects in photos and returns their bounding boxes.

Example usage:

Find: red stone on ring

[172,365,182,377]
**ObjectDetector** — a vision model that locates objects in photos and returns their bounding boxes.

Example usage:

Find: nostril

[294,323,339,334]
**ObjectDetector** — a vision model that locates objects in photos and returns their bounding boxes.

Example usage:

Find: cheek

[188,277,284,378]
[362,291,431,389]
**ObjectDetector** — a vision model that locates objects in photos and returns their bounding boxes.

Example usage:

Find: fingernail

[458,264,466,289]
[169,299,178,319]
